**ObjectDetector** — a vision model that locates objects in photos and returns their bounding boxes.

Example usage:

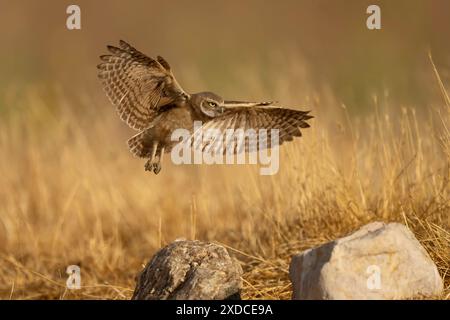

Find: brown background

[1,0,450,112]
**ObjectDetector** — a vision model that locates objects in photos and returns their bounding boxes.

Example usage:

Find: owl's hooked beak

[180,92,190,101]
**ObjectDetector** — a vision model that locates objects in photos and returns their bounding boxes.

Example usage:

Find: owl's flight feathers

[98,40,313,160]
[97,40,187,130]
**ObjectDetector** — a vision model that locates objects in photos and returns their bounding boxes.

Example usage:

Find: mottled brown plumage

[98,40,313,174]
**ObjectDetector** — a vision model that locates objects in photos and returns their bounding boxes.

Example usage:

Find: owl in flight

[98,40,313,174]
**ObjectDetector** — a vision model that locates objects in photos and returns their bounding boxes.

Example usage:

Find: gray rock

[132,240,243,300]
[290,221,443,300]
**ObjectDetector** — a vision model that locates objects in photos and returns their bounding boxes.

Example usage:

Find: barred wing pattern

[191,107,313,154]
[97,40,187,130]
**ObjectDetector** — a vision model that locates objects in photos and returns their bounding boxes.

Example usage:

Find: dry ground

[0,56,448,300]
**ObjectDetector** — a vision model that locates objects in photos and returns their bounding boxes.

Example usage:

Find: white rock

[290,221,443,299]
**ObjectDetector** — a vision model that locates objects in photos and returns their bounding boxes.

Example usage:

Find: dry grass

[0,56,448,300]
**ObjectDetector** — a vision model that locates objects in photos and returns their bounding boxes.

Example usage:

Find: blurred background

[1,0,450,111]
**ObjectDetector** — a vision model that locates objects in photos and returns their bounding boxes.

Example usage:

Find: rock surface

[132,240,243,300]
[290,221,443,300]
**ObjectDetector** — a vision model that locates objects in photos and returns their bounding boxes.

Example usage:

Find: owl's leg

[152,146,165,174]
[144,141,158,172]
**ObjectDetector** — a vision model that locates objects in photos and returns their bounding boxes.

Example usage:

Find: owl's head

[191,92,225,117]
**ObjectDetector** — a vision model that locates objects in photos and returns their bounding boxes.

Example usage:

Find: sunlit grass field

[0,50,448,300]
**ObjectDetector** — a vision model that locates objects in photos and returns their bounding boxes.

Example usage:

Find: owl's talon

[144,160,153,172]
[153,163,161,174]
[144,159,161,174]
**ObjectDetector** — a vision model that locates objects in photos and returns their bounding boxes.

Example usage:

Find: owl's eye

[208,101,218,108]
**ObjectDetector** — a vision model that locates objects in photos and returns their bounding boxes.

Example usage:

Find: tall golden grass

[0,54,448,300]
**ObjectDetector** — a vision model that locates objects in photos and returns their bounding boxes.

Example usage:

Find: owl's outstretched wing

[191,106,313,154]
[97,40,188,130]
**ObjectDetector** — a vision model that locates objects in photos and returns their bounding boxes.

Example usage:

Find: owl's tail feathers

[127,131,152,158]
